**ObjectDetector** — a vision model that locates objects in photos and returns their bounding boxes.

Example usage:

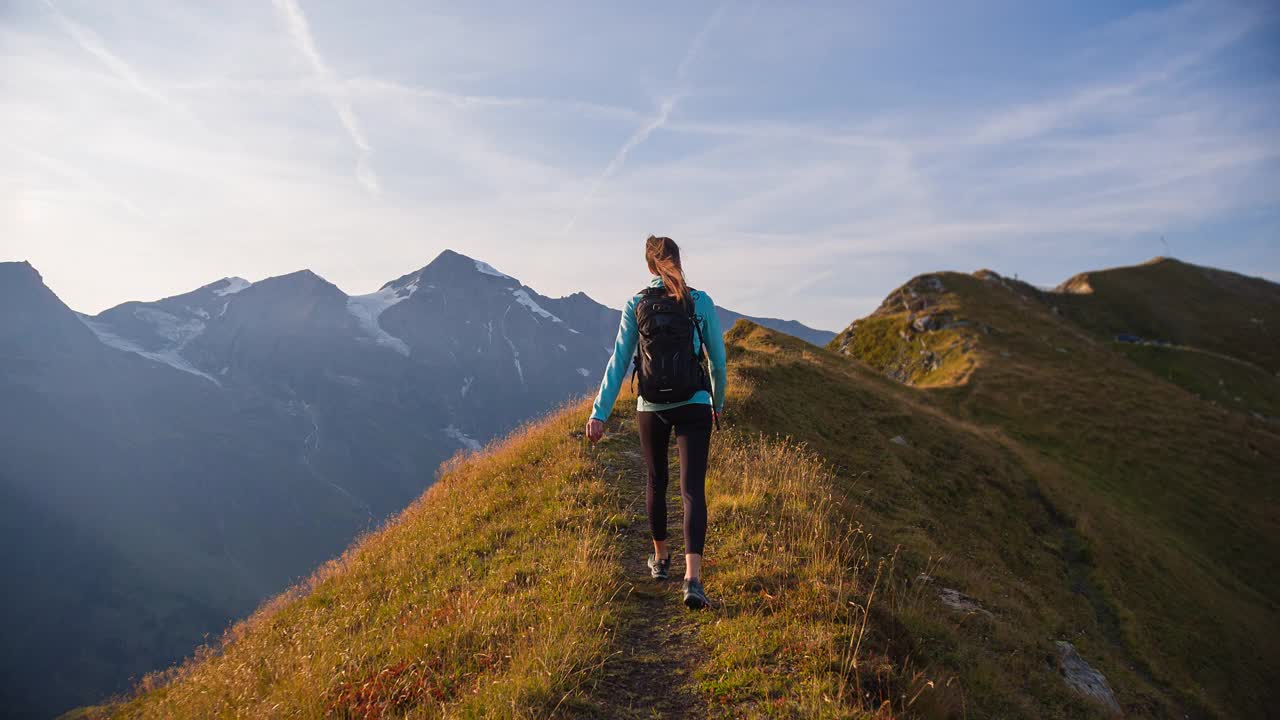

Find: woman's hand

[585,418,605,444]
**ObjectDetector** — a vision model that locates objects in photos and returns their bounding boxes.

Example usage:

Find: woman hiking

[586,236,727,610]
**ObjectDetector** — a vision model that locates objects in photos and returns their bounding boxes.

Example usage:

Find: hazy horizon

[4,0,1278,330]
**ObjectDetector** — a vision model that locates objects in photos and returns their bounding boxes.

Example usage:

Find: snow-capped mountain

[0,249,834,718]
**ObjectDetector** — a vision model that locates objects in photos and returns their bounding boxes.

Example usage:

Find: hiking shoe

[683,578,708,610]
[647,553,671,580]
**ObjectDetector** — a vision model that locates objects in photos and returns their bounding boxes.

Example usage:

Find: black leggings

[636,403,712,555]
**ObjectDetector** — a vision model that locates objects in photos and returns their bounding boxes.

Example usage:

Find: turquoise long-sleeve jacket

[590,275,727,422]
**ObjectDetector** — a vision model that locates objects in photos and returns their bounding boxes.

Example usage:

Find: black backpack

[632,286,710,403]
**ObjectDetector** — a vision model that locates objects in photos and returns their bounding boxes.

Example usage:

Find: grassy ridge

[1053,258,1280,373]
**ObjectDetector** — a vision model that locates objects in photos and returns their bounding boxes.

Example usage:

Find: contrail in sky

[273,0,381,194]
[563,1,731,234]
[42,0,170,106]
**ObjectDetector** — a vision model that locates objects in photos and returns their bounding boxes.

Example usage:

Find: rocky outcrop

[915,574,993,617]
[1054,641,1122,715]
[937,587,993,616]
[1053,272,1096,294]
[912,312,971,333]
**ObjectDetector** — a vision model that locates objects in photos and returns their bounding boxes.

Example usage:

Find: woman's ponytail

[644,236,691,308]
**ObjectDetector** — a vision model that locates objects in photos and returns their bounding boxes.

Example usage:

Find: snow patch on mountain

[512,288,564,324]
[213,277,251,296]
[577,367,591,377]
[134,308,205,346]
[347,287,412,356]
[460,376,474,397]
[80,317,220,385]
[443,425,482,451]
[474,260,513,281]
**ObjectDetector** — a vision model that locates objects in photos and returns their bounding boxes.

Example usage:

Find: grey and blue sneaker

[647,553,671,580]
[683,578,708,610]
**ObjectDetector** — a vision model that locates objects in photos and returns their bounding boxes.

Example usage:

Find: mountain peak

[0,260,96,343]
[0,260,40,282]
[188,276,253,297]
[267,269,324,284]
[0,261,54,303]
[408,249,518,286]
[433,248,470,262]
[250,269,344,300]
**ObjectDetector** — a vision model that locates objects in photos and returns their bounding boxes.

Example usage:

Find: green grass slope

[1048,257,1280,420]
[1051,257,1280,373]
[1110,342,1280,418]
[829,266,1280,718]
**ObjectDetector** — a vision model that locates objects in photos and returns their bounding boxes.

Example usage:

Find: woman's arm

[589,295,640,423]
[698,293,728,413]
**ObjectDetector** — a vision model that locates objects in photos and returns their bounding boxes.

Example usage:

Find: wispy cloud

[40,0,169,106]
[562,0,732,233]
[967,3,1267,147]
[271,0,380,195]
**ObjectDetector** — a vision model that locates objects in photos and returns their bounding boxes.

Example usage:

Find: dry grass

[94,403,623,719]
[582,379,939,719]
[692,431,938,718]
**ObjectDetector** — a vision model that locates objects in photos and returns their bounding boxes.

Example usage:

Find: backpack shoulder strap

[686,288,706,357]
[631,288,654,391]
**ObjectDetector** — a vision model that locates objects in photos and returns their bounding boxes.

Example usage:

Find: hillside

[1052,257,1279,373]
[1050,258,1280,419]
[830,261,1280,717]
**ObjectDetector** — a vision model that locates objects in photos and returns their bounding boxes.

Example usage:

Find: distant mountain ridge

[713,308,836,347]
[0,249,833,719]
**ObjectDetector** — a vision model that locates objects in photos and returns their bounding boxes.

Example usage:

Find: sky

[2,0,1278,331]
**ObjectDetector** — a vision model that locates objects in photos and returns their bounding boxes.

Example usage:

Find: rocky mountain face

[0,250,832,718]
